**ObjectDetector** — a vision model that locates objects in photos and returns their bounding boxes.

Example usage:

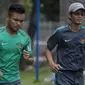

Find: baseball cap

[68,2,85,13]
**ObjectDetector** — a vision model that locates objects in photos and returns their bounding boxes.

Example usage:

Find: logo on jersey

[0,41,8,46]
[64,39,72,42]
[1,42,8,45]
[80,38,85,44]
[16,43,23,49]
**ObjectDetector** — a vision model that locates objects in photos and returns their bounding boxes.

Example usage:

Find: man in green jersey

[0,3,33,85]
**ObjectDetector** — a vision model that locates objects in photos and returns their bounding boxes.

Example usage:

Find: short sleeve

[47,30,59,51]
[24,37,33,56]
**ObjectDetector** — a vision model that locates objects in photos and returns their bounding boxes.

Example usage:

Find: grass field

[20,65,85,85]
[20,65,52,85]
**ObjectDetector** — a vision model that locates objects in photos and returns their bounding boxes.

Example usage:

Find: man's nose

[17,21,21,25]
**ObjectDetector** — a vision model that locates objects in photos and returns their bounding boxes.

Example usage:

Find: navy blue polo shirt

[47,25,85,71]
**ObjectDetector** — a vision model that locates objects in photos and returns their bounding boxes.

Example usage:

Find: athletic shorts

[55,70,84,85]
[0,80,21,85]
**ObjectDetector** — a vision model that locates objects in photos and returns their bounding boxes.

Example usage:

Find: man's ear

[5,17,9,25]
[6,16,10,21]
[68,14,71,20]
[6,18,8,23]
[6,18,8,21]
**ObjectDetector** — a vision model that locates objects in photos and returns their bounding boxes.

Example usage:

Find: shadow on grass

[34,80,40,83]
[33,79,52,85]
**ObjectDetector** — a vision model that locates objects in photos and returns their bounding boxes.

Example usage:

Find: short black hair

[8,3,25,14]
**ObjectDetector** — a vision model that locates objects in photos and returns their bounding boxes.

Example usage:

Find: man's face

[69,9,85,25]
[7,12,25,32]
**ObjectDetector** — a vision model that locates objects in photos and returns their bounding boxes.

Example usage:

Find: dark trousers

[55,70,84,85]
[0,80,21,85]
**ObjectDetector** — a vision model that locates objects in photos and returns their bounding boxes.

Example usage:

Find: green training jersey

[0,26,33,83]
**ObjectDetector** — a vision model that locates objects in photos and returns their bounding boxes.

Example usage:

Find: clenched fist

[0,71,3,78]
[23,50,34,62]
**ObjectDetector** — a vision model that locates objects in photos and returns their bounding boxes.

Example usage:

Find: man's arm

[23,35,34,63]
[45,48,60,72]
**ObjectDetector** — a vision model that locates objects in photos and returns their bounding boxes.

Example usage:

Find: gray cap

[68,2,85,13]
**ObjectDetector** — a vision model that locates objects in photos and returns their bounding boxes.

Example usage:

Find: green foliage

[40,0,60,21]
[20,0,33,13]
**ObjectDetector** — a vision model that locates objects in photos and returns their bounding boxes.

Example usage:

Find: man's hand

[49,61,62,72]
[0,71,3,78]
[23,50,33,62]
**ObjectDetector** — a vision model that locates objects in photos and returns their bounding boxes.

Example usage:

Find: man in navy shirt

[45,2,85,85]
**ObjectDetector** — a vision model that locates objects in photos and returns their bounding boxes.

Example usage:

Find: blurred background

[0,0,85,85]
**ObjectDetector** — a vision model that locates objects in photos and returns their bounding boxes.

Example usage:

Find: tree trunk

[27,0,36,42]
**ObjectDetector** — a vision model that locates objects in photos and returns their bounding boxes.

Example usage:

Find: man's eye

[14,19,24,22]
[20,20,24,22]
[14,19,18,21]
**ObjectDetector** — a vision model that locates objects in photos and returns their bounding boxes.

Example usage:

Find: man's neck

[6,26,17,36]
[69,24,81,32]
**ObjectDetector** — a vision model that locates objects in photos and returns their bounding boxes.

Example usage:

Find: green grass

[20,65,52,85]
[20,66,85,85]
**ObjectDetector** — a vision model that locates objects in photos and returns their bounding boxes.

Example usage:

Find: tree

[20,0,35,41]
[41,0,60,21]
[27,0,36,41]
